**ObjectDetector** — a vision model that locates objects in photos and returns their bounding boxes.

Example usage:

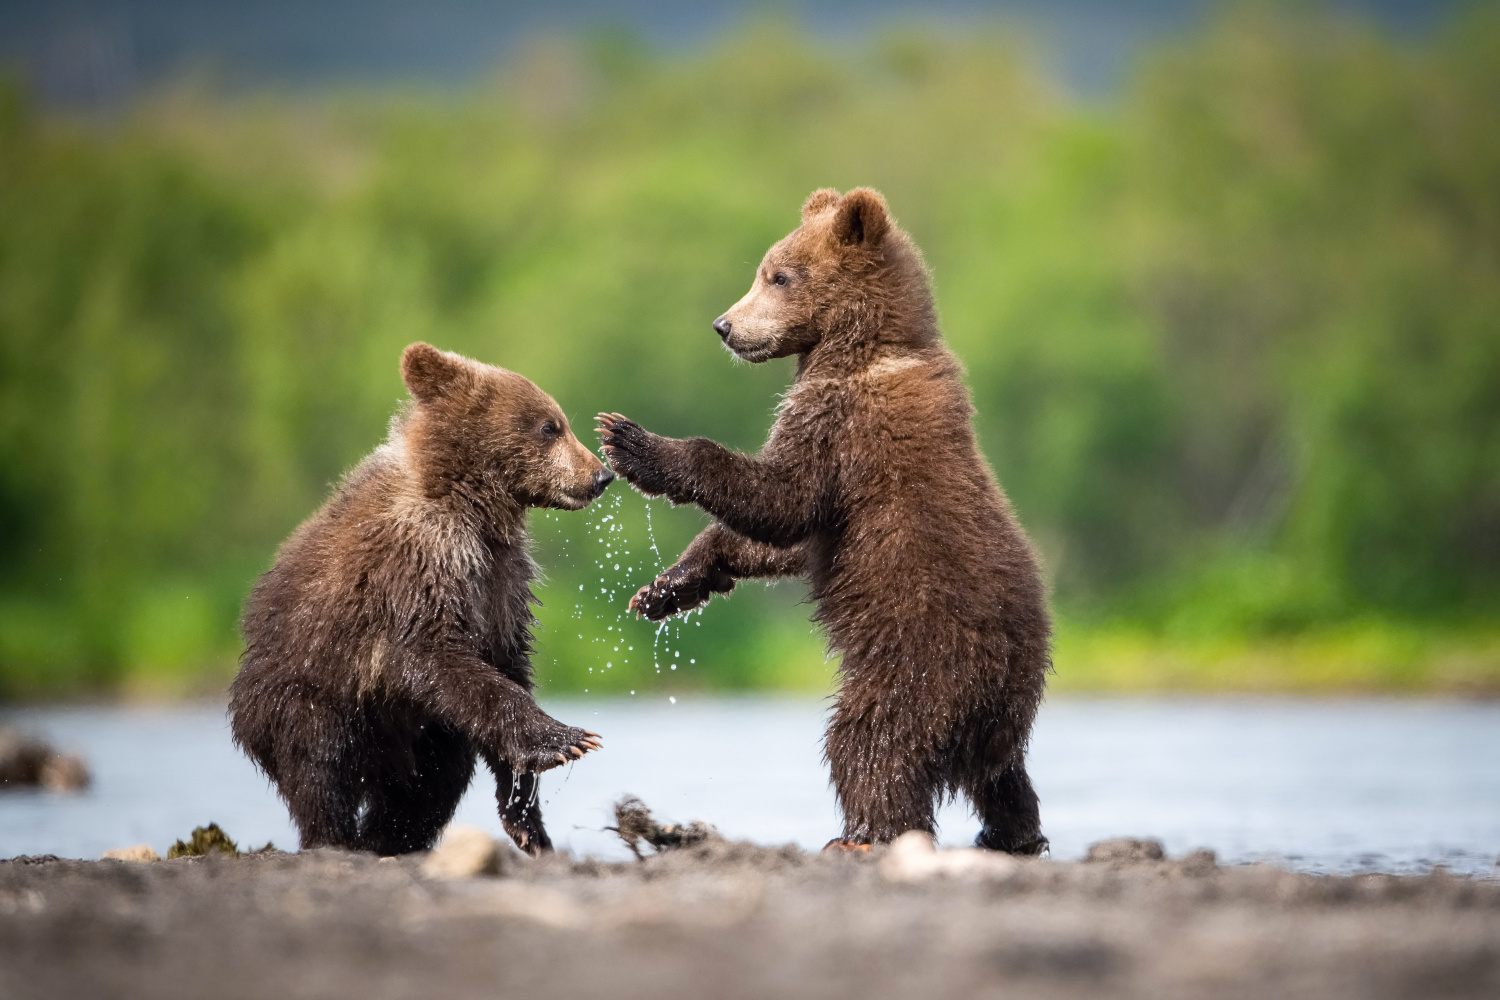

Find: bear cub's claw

[509,724,602,774]
[822,838,873,855]
[596,413,670,497]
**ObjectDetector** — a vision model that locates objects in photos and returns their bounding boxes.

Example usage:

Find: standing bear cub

[232,344,609,856]
[599,188,1050,853]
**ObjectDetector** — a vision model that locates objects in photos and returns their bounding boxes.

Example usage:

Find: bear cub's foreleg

[628,522,805,619]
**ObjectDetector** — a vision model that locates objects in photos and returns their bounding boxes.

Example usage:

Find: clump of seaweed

[608,795,719,859]
[167,823,240,859]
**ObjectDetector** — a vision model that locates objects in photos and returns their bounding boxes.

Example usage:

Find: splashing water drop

[644,501,663,572]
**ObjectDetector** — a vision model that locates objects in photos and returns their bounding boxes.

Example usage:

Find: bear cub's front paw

[506,719,601,774]
[502,807,553,857]
[629,561,728,620]
[596,413,672,498]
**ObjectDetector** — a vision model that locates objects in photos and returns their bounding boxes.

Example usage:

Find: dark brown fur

[599,189,1051,852]
[231,344,611,856]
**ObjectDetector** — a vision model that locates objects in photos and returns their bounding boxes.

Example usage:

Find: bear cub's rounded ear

[401,342,461,403]
[831,188,890,248]
[801,188,841,222]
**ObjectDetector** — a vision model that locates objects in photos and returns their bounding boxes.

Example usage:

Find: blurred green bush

[0,6,1496,698]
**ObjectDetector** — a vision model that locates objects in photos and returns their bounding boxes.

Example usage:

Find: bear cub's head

[713,187,930,363]
[399,343,612,511]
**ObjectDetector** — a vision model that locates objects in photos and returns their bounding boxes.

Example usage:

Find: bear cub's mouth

[557,468,614,509]
[555,490,595,511]
[725,336,777,363]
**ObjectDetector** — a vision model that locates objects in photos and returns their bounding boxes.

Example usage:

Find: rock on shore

[0,728,89,792]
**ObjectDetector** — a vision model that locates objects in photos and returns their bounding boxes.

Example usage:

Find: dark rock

[0,727,90,792]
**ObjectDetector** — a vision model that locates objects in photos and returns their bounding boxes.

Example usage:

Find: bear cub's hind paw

[821,838,873,855]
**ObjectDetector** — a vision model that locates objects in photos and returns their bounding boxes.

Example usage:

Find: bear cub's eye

[540,420,559,439]
[772,271,790,287]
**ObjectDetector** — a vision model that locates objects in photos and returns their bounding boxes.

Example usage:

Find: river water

[2,697,1497,875]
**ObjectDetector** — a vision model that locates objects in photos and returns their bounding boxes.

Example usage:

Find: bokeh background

[1,0,1496,700]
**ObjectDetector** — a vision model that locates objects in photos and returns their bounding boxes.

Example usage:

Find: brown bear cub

[599,188,1051,854]
[231,344,610,856]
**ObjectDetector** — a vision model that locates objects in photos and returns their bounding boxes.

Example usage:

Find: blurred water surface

[2,697,1496,875]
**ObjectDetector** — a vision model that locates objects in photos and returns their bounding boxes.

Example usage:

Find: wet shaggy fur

[231,344,610,856]
[599,188,1051,852]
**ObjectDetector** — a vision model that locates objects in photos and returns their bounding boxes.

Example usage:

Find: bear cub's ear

[802,188,841,222]
[831,188,890,248]
[401,342,463,403]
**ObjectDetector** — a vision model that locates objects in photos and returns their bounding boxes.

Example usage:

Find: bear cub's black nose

[713,316,732,339]
[592,467,615,496]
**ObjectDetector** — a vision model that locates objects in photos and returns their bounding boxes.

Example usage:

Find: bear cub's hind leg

[356,723,474,856]
[825,700,941,848]
[969,761,1048,856]
[266,697,363,851]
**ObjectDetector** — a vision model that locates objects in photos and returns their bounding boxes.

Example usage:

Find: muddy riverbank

[3,837,1496,1000]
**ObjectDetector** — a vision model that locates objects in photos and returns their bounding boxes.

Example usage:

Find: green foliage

[0,6,1496,697]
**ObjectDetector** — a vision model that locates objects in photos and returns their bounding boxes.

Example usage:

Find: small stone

[1085,838,1166,864]
[880,830,1022,883]
[101,845,160,862]
[422,825,505,879]
[1174,848,1218,876]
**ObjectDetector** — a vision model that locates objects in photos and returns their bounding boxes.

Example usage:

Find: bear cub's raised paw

[596,412,673,498]
[506,721,602,774]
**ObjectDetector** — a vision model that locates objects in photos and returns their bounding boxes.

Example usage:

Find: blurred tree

[0,5,1495,697]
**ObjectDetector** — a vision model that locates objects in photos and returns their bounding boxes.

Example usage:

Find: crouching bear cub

[599,188,1050,854]
[231,344,610,856]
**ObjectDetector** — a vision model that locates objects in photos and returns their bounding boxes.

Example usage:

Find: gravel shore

[3,838,1497,999]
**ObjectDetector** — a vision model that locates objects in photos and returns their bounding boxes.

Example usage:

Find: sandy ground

[2,838,1497,1000]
